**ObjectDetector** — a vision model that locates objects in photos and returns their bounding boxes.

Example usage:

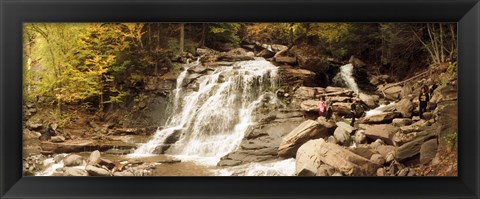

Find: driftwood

[380,70,431,97]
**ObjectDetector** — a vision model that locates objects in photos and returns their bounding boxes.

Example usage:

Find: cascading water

[333,63,360,94]
[129,58,279,166]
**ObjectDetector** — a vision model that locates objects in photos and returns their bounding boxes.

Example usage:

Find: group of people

[317,84,431,128]
[318,96,357,127]
[317,96,333,120]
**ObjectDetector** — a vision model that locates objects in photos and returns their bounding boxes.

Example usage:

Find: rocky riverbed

[23,43,458,176]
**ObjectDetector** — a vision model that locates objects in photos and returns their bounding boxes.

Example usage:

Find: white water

[35,156,86,176]
[216,158,296,176]
[364,102,396,117]
[129,58,279,166]
[338,63,360,94]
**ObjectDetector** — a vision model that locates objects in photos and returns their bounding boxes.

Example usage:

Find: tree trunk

[289,23,294,48]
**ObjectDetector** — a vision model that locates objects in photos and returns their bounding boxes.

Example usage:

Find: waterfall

[333,63,360,94]
[129,58,279,165]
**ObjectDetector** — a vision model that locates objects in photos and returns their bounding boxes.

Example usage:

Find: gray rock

[294,87,324,100]
[63,154,84,167]
[334,126,351,146]
[295,139,323,176]
[370,154,386,165]
[278,119,335,158]
[88,150,101,165]
[395,98,414,118]
[395,136,437,162]
[349,147,375,159]
[218,160,243,167]
[300,100,320,112]
[63,167,88,176]
[354,130,367,144]
[360,124,399,145]
[315,139,380,176]
[50,135,66,143]
[86,165,110,176]
[392,118,413,127]
[430,84,457,104]
[383,85,403,100]
[375,145,395,158]
[420,139,438,164]
[359,93,377,108]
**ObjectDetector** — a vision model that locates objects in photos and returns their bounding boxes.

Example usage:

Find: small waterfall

[365,102,396,117]
[333,63,360,94]
[130,58,279,165]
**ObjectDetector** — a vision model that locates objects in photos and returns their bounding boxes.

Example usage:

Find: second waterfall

[130,58,280,165]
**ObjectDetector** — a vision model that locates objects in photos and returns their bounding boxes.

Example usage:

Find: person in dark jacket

[350,98,357,127]
[325,96,333,120]
[419,86,430,119]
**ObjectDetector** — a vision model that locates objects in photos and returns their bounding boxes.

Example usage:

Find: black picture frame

[1,0,479,198]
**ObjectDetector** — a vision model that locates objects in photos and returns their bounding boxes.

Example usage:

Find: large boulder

[430,84,457,104]
[294,87,325,100]
[361,112,400,124]
[278,120,335,158]
[290,46,330,73]
[433,102,457,147]
[395,98,414,118]
[349,147,375,159]
[395,135,437,162]
[383,85,403,100]
[334,127,351,146]
[359,124,399,145]
[85,165,111,176]
[354,130,367,144]
[87,150,101,165]
[278,66,319,87]
[333,122,356,146]
[218,48,255,61]
[420,139,438,164]
[63,154,84,167]
[359,93,377,108]
[295,139,323,176]
[315,139,380,176]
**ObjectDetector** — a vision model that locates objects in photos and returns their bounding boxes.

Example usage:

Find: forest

[23,23,458,177]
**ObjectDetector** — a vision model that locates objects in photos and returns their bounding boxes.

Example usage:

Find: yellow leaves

[309,23,351,43]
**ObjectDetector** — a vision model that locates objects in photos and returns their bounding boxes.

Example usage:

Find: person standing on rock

[419,86,430,119]
[350,98,357,127]
[326,96,333,120]
[318,96,326,117]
